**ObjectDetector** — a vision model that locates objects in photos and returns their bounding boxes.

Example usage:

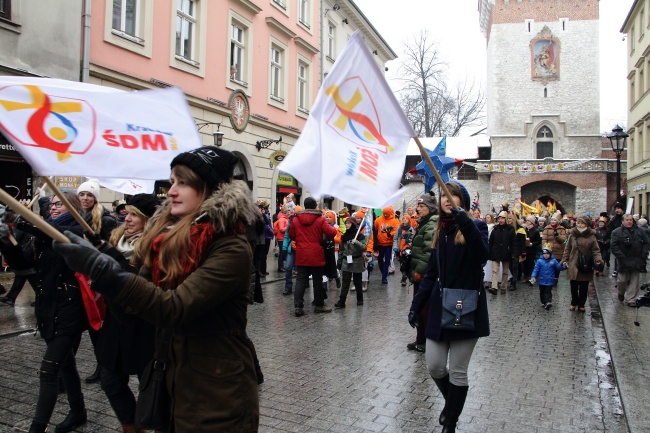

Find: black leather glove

[450,207,471,225]
[408,311,419,328]
[53,231,128,297]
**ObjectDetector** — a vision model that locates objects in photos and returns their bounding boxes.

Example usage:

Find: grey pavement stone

[0,260,642,432]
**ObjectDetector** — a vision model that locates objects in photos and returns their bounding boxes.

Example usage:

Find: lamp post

[607,125,628,205]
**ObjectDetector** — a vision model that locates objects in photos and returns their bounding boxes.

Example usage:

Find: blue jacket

[531,256,564,286]
[411,217,490,342]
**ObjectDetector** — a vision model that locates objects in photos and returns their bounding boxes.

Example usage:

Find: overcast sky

[352,0,634,134]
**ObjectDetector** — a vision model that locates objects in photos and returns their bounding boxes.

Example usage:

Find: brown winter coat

[114,180,259,432]
[541,224,568,260]
[561,227,602,282]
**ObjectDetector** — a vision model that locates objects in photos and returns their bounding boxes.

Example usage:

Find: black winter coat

[489,223,515,262]
[411,218,490,342]
[611,225,649,272]
[97,243,155,375]
[21,213,88,340]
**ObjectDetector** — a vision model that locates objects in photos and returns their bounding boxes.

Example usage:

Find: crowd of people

[2,162,650,432]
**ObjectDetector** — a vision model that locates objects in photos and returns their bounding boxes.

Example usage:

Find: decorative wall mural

[531,26,560,83]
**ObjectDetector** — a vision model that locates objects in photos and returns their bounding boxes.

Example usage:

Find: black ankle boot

[441,384,469,433]
[28,421,48,433]
[54,409,87,433]
[432,375,450,425]
[85,364,101,383]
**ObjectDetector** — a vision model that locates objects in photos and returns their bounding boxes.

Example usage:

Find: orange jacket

[373,206,400,248]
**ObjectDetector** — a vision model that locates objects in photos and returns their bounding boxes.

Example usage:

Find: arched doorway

[521,180,575,215]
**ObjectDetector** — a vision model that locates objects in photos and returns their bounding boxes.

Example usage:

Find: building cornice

[265,16,296,40]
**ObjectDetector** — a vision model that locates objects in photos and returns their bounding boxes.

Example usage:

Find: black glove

[0,223,10,240]
[450,207,471,225]
[52,231,128,297]
[84,231,104,248]
[408,311,419,328]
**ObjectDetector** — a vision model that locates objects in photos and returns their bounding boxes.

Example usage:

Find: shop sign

[269,150,287,167]
[632,183,647,192]
[56,176,83,191]
[277,172,295,186]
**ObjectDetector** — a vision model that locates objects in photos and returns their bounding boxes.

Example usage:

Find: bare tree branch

[397,30,486,137]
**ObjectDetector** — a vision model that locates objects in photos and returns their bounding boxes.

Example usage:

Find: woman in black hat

[54,146,260,432]
[98,194,159,432]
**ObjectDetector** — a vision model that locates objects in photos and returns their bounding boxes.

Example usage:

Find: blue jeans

[377,245,392,281]
[284,251,295,292]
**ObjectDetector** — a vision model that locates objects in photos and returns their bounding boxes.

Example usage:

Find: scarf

[439,212,457,234]
[116,232,142,261]
[342,226,364,243]
[151,222,216,288]
[48,212,75,226]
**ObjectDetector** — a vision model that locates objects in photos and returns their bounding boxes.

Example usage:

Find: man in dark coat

[488,211,515,294]
[611,214,649,306]
[523,215,542,284]
[289,197,338,316]
[607,202,625,277]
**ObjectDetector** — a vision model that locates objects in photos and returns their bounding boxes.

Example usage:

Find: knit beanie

[77,178,101,199]
[345,216,359,227]
[170,146,239,190]
[576,216,590,226]
[128,194,160,218]
[417,192,437,211]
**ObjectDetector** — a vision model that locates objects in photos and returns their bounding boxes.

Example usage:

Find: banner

[278,31,415,208]
[0,77,200,180]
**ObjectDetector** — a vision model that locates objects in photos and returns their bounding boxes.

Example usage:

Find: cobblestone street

[0,262,648,432]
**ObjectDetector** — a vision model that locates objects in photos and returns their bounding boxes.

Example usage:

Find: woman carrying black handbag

[408,181,489,433]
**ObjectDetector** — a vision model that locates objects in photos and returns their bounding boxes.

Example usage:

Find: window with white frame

[230,23,245,83]
[327,23,335,59]
[272,0,286,9]
[175,0,196,62]
[270,45,283,100]
[297,61,309,112]
[112,0,138,37]
[298,0,310,27]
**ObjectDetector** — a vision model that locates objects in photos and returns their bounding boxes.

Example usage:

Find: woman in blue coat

[409,181,489,433]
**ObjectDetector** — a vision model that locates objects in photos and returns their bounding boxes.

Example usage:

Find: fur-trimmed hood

[154,180,257,234]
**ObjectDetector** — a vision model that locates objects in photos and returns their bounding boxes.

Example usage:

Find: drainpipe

[81,0,91,82]
[319,0,324,88]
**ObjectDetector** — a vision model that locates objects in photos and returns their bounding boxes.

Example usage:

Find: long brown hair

[432,182,472,248]
[135,165,210,284]
[53,191,82,215]
[109,205,149,247]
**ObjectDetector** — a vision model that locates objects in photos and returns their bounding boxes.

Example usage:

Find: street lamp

[196,122,224,147]
[607,125,628,204]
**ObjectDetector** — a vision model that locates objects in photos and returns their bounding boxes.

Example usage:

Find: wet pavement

[0,257,648,432]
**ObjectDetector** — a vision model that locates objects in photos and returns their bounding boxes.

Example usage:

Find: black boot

[54,409,87,433]
[441,384,469,433]
[85,364,101,383]
[28,421,48,433]
[432,375,450,425]
[335,277,341,289]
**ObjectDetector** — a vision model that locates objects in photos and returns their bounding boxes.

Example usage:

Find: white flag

[278,31,415,208]
[0,76,200,180]
[96,178,156,195]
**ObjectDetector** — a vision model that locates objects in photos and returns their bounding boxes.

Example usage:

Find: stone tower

[475,0,613,216]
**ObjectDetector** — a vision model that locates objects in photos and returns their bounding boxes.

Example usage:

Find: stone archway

[521,180,576,215]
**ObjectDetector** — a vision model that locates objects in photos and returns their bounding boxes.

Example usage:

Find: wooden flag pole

[0,187,69,243]
[413,136,456,206]
[43,177,94,235]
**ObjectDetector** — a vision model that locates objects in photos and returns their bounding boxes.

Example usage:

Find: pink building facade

[89,0,395,209]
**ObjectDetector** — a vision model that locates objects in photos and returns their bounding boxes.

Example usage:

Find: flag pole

[413,136,456,206]
[43,177,95,235]
[0,187,69,243]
